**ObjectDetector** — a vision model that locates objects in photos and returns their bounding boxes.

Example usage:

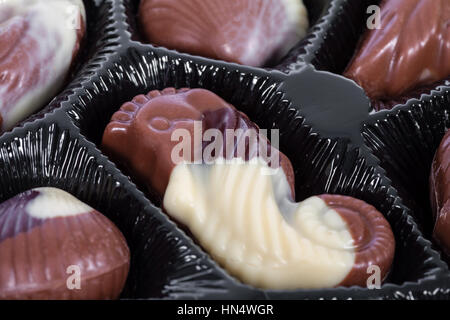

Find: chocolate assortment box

[0,0,449,300]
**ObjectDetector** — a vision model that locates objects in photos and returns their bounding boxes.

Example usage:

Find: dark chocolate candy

[0,187,130,300]
[344,0,450,102]
[430,130,450,257]
[102,88,295,198]
[138,0,309,67]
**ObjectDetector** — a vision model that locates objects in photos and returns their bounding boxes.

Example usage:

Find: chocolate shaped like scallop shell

[0,187,130,300]
[138,0,309,67]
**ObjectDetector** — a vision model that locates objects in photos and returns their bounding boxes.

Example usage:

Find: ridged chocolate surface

[431,130,450,257]
[138,0,309,67]
[0,188,130,300]
[102,88,295,198]
[163,158,396,289]
[319,195,395,287]
[0,0,442,301]
[344,0,450,101]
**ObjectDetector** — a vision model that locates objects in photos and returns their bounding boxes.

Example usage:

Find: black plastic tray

[1,0,449,300]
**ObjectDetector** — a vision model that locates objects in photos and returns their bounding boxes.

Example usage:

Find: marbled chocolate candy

[0,0,86,131]
[0,187,130,300]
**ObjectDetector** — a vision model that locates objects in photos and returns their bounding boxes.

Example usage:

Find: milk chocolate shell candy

[0,0,86,131]
[164,160,395,289]
[0,187,130,300]
[102,88,295,197]
[138,0,309,67]
[344,0,450,101]
[430,130,450,257]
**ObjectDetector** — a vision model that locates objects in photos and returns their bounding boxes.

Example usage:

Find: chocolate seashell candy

[430,130,450,258]
[0,0,86,131]
[138,0,309,67]
[0,187,130,300]
[344,0,450,103]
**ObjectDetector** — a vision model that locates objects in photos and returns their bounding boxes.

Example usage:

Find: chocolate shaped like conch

[344,0,450,101]
[101,88,295,198]
[430,130,450,257]
[0,0,86,131]
[102,88,395,289]
[0,187,130,300]
[138,0,309,67]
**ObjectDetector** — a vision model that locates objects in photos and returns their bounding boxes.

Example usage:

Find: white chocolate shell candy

[164,158,395,289]
[0,187,130,300]
[0,0,86,131]
[139,0,309,67]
